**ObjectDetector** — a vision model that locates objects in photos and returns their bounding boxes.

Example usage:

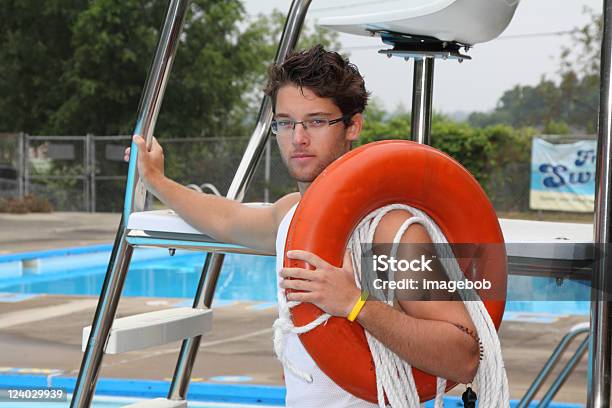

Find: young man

[125,45,479,406]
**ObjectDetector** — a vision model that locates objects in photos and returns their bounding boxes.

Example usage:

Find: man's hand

[279,249,361,317]
[123,135,165,191]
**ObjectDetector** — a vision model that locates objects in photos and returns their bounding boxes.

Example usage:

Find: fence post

[24,134,30,196]
[84,134,92,212]
[88,134,96,213]
[17,132,25,199]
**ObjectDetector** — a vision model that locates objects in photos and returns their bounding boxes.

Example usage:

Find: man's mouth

[291,153,315,161]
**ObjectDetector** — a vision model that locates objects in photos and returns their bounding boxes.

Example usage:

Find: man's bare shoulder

[271,192,301,228]
[373,209,431,244]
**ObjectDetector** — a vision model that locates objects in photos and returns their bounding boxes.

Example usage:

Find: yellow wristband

[347,291,369,322]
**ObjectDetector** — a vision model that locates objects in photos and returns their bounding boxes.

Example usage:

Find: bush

[0,194,53,213]
[357,103,537,212]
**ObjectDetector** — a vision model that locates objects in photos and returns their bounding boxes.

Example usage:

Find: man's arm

[356,209,480,383]
[279,209,480,384]
[125,135,300,253]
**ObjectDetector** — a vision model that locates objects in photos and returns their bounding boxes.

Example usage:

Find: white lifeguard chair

[318,0,520,145]
[318,0,519,46]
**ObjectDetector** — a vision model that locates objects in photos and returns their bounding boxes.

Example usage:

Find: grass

[497,210,593,223]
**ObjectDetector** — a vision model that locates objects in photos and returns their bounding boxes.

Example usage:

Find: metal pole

[70,228,134,408]
[124,0,191,219]
[518,323,589,408]
[538,336,589,408]
[410,57,434,145]
[588,0,612,406]
[264,137,271,203]
[70,1,191,406]
[168,0,313,400]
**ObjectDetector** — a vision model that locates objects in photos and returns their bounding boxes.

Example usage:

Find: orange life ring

[283,139,507,403]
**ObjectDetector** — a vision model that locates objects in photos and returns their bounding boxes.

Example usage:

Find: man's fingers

[152,136,162,149]
[280,278,314,292]
[286,250,327,269]
[286,291,315,303]
[132,134,143,144]
[280,267,318,280]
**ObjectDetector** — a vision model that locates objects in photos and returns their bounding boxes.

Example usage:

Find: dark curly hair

[264,44,369,123]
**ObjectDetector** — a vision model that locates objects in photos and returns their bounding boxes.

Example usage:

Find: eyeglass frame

[270,114,354,136]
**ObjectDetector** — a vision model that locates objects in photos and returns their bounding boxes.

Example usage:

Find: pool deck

[0,212,589,405]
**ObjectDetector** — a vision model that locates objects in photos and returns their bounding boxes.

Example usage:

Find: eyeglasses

[271,115,349,137]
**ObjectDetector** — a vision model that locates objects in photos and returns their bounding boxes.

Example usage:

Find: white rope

[273,204,509,407]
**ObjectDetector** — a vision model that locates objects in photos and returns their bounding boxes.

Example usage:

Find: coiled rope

[273,204,509,407]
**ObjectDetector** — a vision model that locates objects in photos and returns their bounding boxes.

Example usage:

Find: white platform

[499,218,593,260]
[127,203,271,235]
[128,209,202,235]
[126,206,275,255]
[127,209,594,262]
[82,307,212,354]
[318,0,520,45]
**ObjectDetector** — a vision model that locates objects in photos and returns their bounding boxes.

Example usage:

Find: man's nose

[292,122,310,145]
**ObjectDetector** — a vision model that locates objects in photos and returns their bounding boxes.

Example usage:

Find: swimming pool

[0,246,589,407]
[0,244,591,314]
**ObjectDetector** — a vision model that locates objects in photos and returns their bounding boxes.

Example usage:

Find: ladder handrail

[517,322,589,408]
[124,0,191,218]
[167,0,313,401]
[71,1,192,407]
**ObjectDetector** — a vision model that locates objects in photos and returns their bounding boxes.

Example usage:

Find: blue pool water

[0,245,591,315]
[0,247,277,302]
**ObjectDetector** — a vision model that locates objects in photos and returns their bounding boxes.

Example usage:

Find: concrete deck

[0,212,589,405]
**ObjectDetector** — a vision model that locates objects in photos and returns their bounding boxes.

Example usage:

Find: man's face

[274,84,361,185]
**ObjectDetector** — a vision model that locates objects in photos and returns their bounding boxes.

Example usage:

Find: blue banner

[529,137,596,212]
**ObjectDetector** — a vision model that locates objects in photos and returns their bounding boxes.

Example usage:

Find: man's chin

[290,170,318,183]
[293,175,316,183]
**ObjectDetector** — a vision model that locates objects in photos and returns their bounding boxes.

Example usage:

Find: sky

[242,0,604,114]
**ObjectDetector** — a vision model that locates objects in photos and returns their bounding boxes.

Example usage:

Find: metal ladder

[69,0,313,406]
[517,322,589,408]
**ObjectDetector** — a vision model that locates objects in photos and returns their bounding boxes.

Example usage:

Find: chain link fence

[0,133,22,199]
[0,132,596,217]
[0,134,294,212]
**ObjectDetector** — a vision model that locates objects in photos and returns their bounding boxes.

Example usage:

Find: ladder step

[122,398,187,408]
[82,307,212,354]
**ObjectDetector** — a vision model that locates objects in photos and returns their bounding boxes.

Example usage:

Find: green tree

[0,0,88,134]
[0,1,340,138]
[468,8,602,133]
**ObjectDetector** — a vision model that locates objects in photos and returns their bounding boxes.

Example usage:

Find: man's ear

[345,113,363,142]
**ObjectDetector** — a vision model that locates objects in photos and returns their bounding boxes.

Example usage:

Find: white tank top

[275,203,378,408]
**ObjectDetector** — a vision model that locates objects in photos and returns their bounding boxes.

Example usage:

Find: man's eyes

[277,120,293,127]
[307,119,327,127]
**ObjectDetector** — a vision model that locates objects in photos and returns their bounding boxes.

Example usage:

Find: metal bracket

[370,29,472,62]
